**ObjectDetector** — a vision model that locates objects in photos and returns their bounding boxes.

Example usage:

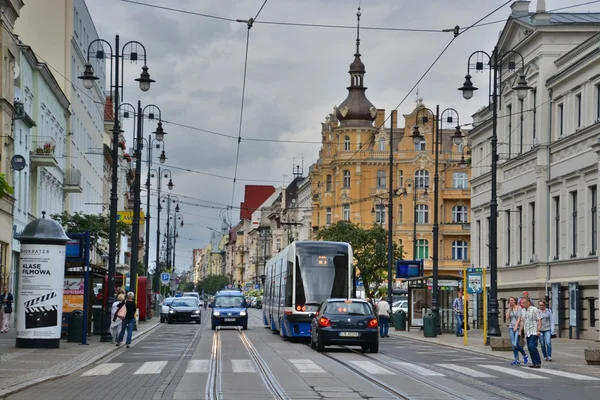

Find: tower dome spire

[335,6,376,128]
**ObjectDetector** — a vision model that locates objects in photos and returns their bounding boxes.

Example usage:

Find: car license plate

[340,332,360,337]
[224,318,236,322]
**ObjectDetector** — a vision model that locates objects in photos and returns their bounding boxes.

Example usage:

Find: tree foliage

[316,221,403,299]
[196,275,231,296]
[50,212,130,256]
[0,173,13,199]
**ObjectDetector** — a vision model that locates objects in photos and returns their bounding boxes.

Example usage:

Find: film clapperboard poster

[16,244,66,340]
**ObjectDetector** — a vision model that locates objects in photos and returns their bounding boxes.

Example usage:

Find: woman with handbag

[116,292,137,348]
[0,287,13,333]
[110,293,125,343]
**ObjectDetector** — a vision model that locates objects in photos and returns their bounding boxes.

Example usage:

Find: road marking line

[435,364,495,378]
[391,362,445,376]
[349,360,393,375]
[534,369,600,381]
[416,350,458,354]
[134,361,168,375]
[82,363,123,376]
[289,359,326,373]
[185,360,209,373]
[478,365,548,379]
[231,359,256,373]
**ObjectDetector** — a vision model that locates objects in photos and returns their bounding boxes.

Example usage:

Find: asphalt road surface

[7,309,600,400]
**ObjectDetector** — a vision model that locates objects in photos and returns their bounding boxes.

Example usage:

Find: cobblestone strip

[0,322,161,398]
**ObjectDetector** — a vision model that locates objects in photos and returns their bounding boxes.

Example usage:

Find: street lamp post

[458,46,531,340]
[79,35,154,342]
[154,169,173,294]
[411,106,463,334]
[171,205,183,275]
[131,103,165,296]
[144,133,166,279]
[387,112,395,306]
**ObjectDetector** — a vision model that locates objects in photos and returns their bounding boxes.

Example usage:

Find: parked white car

[392,300,408,314]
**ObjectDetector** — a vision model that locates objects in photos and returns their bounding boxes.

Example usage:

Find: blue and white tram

[262,241,354,338]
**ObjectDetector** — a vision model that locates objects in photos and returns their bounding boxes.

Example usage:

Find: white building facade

[16,0,106,215]
[469,1,600,339]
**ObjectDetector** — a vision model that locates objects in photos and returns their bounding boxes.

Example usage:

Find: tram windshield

[295,243,349,306]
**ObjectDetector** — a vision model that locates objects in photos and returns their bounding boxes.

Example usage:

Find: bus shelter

[405,275,461,333]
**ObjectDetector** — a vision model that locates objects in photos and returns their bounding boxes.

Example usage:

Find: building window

[375,204,385,224]
[343,170,350,188]
[415,170,429,188]
[343,204,350,221]
[344,136,350,151]
[416,204,429,224]
[554,196,560,259]
[452,172,468,189]
[507,104,512,157]
[592,186,597,255]
[516,206,522,264]
[376,170,386,189]
[530,202,535,258]
[505,211,511,265]
[452,205,468,223]
[378,137,385,151]
[399,170,403,188]
[398,205,403,223]
[326,208,332,225]
[532,89,537,142]
[452,240,468,260]
[416,239,429,260]
[415,138,426,152]
[326,175,332,192]
[558,103,564,137]
[571,190,578,257]
[576,94,582,128]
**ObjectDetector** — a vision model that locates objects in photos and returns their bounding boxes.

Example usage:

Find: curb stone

[0,322,161,399]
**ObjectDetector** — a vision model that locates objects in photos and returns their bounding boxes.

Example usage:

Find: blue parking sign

[161,273,170,285]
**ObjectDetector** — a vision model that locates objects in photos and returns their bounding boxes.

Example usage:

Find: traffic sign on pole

[161,273,170,285]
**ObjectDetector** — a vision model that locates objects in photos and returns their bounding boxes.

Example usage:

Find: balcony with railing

[64,167,83,193]
[440,222,471,235]
[30,136,58,168]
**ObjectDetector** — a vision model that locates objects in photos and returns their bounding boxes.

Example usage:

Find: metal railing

[64,167,82,186]
[31,136,57,156]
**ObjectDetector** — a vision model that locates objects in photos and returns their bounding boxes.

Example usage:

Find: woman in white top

[110,293,125,343]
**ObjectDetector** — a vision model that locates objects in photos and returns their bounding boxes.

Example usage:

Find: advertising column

[16,213,70,348]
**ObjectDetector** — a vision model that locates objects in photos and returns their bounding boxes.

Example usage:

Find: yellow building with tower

[309,16,471,279]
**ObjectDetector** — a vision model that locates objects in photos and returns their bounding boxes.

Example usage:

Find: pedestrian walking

[0,287,13,333]
[506,296,528,365]
[517,297,542,368]
[376,298,391,338]
[116,292,137,348]
[453,290,464,337]
[110,293,125,343]
[538,300,553,362]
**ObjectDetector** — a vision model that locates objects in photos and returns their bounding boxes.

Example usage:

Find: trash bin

[92,308,103,334]
[423,311,437,337]
[68,310,83,342]
[395,310,407,331]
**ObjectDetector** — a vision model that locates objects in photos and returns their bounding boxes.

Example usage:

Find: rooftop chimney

[375,109,385,129]
[391,110,398,129]
[510,1,531,17]
[533,0,551,24]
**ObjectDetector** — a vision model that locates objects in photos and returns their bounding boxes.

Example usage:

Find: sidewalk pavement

[389,327,600,375]
[0,319,161,398]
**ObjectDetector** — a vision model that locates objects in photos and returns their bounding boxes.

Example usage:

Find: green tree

[0,173,14,199]
[196,275,231,295]
[50,211,130,256]
[179,281,195,292]
[316,221,403,299]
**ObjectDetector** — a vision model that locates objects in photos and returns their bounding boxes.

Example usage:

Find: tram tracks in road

[206,326,289,400]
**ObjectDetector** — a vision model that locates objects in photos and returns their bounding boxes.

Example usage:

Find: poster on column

[16,244,66,339]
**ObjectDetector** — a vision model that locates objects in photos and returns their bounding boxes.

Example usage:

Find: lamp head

[411,124,424,145]
[78,63,99,90]
[452,125,463,145]
[159,150,167,164]
[153,121,166,142]
[135,65,155,92]
[514,74,532,100]
[167,179,174,190]
[458,74,478,100]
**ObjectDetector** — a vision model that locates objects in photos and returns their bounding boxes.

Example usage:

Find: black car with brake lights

[309,298,378,353]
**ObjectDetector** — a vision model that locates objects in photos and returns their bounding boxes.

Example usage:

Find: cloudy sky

[84,0,600,272]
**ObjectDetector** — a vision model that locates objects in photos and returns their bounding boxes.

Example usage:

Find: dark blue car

[210,290,248,330]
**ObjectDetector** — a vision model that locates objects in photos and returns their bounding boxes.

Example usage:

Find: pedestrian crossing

[79,358,600,381]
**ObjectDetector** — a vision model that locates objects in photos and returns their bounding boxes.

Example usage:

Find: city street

[6,309,600,400]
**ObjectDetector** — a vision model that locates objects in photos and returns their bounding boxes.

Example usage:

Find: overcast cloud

[84,0,600,271]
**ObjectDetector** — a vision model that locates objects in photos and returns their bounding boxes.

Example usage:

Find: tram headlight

[213,311,220,316]
[240,311,247,316]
